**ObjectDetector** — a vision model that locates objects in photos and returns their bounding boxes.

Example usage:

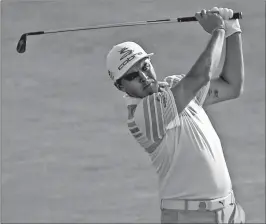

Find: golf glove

[211,7,242,38]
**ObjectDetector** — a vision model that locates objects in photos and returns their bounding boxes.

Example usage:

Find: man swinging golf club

[106,7,245,223]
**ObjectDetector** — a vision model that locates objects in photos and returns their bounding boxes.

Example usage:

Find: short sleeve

[164,74,210,107]
[164,74,186,88]
[134,87,180,144]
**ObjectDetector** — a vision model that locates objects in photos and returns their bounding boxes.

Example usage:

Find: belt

[161,192,235,211]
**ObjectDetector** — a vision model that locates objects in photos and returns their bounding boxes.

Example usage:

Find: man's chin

[151,82,159,93]
[146,82,159,96]
[128,82,159,99]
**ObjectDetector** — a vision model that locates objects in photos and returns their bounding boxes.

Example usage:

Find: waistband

[161,191,235,211]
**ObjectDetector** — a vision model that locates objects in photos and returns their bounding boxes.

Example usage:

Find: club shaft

[25,12,242,36]
[45,19,178,35]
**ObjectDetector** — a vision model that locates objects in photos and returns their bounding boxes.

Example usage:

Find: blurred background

[1,0,265,222]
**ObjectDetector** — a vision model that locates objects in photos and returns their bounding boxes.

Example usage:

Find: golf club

[16,12,242,54]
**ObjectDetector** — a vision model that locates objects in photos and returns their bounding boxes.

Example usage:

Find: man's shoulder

[127,93,162,124]
[164,74,186,88]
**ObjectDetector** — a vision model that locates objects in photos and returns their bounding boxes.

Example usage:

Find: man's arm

[171,10,225,114]
[203,32,244,106]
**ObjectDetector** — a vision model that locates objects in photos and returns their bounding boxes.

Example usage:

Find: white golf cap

[106,41,153,82]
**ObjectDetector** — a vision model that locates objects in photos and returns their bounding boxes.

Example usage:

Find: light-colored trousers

[161,202,245,223]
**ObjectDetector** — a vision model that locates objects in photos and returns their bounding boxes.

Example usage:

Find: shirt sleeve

[164,74,210,107]
[164,74,186,88]
[134,87,180,144]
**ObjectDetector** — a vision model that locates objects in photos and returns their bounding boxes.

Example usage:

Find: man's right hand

[195,9,225,34]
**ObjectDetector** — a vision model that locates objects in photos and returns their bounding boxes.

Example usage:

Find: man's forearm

[220,33,244,95]
[187,29,225,82]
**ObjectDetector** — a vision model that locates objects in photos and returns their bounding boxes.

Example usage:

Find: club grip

[27,31,45,36]
[177,12,242,22]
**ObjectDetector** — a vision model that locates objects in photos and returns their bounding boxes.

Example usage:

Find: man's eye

[125,72,139,81]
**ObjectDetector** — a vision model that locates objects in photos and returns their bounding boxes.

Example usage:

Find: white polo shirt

[125,74,232,200]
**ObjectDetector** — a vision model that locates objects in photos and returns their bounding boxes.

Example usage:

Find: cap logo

[118,51,143,71]
[119,47,133,60]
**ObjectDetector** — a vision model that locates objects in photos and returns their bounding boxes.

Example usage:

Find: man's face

[119,57,159,98]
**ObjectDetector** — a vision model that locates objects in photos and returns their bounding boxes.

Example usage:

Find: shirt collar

[123,94,142,107]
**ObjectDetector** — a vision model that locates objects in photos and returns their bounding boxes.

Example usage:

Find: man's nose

[139,71,149,82]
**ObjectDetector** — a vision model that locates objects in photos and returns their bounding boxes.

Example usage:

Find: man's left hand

[211,7,242,38]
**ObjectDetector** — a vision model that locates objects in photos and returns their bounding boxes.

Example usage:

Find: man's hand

[195,9,225,34]
[211,7,242,38]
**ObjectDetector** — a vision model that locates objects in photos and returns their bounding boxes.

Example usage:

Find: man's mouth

[143,80,154,89]
[143,83,151,89]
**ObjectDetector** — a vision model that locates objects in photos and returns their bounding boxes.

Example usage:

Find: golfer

[106,7,245,223]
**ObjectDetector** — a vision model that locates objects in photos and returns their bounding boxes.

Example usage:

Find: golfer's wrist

[226,31,242,39]
[225,28,242,38]
[212,27,225,36]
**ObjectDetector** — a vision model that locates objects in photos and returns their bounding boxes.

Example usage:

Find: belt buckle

[198,201,207,211]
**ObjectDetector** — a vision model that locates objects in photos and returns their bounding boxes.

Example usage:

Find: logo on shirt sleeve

[156,94,167,108]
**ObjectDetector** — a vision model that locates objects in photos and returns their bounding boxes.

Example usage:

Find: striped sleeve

[131,87,180,152]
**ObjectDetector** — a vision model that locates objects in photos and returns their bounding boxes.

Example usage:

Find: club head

[16,34,27,53]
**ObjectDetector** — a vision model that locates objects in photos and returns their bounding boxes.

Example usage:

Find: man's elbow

[233,79,244,98]
[234,87,244,98]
